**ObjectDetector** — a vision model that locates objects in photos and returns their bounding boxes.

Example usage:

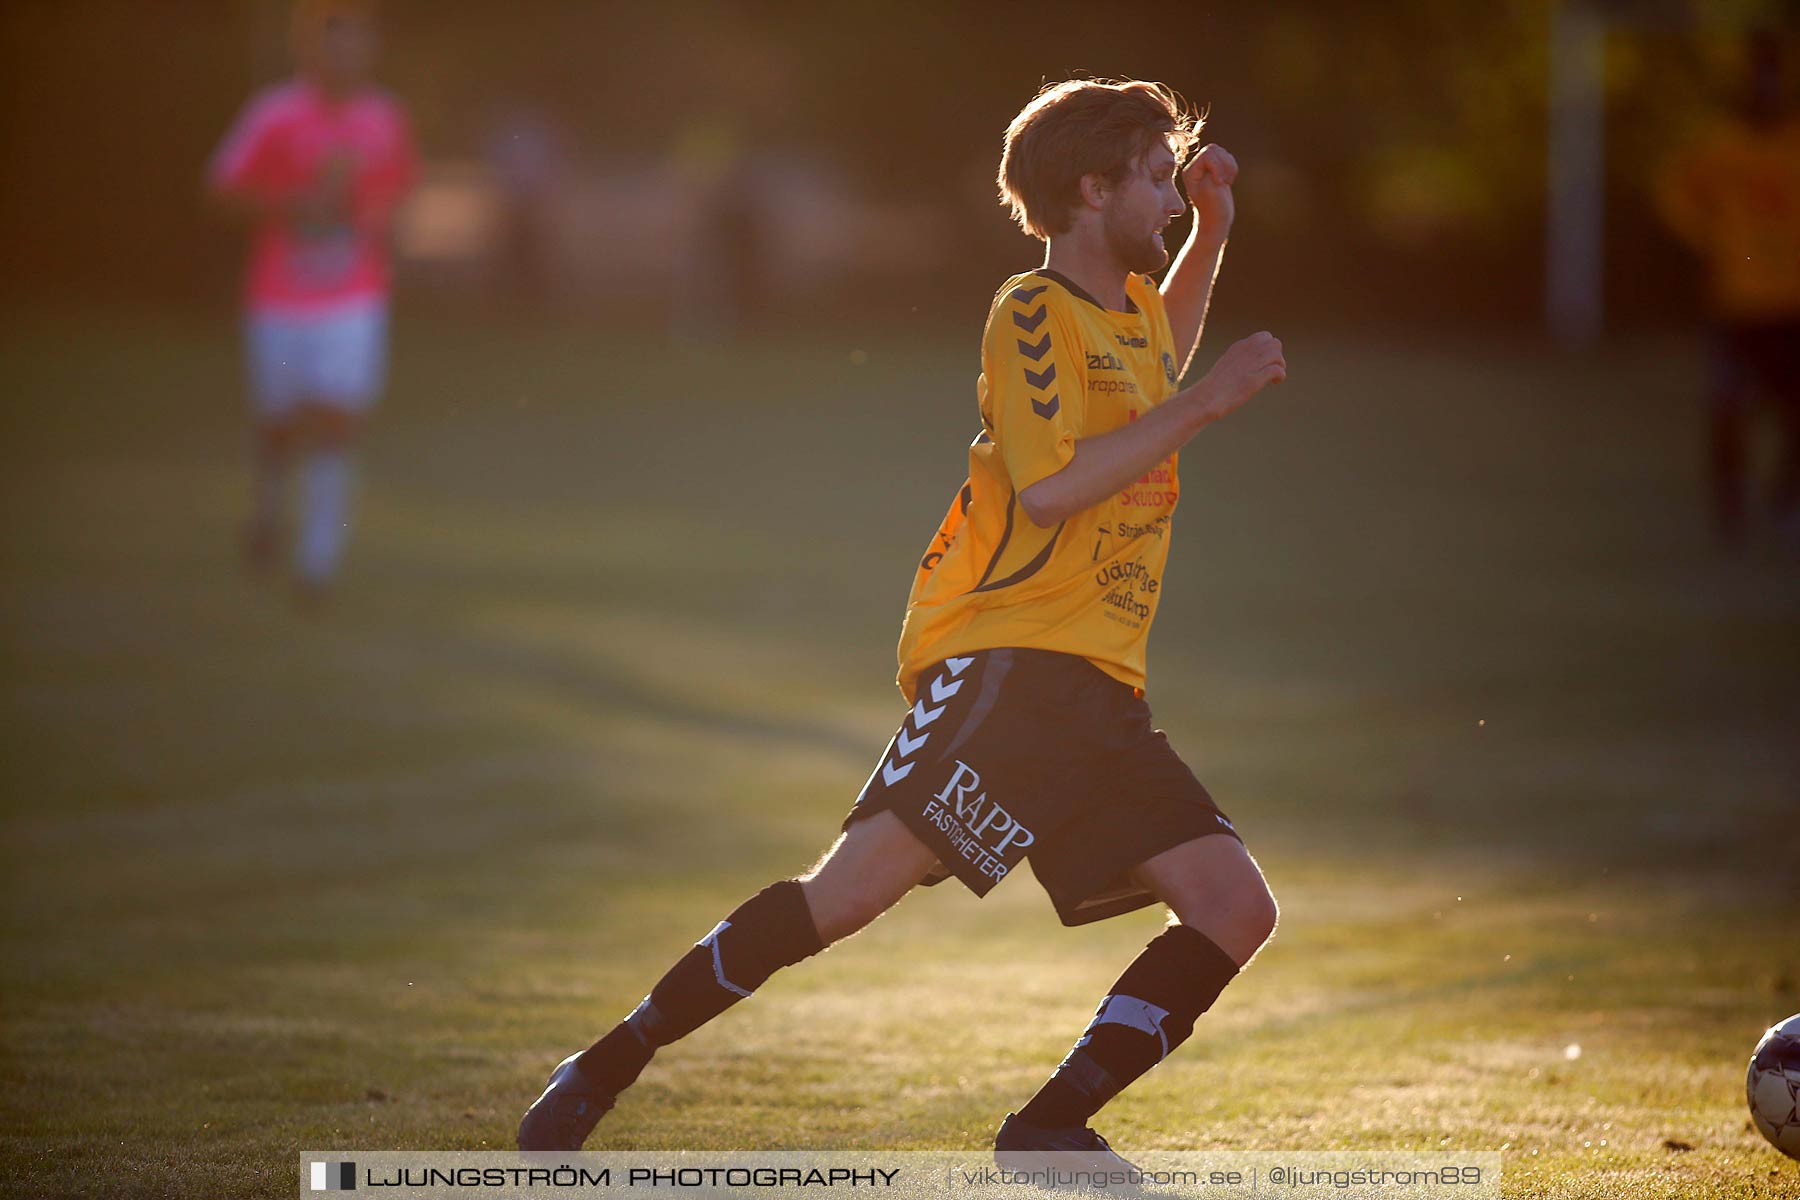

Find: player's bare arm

[1017,330,1284,527]
[1161,143,1237,376]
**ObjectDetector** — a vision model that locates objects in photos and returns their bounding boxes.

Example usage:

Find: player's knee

[797,875,884,945]
[1244,880,1279,950]
[797,813,931,943]
[797,854,903,944]
[1214,876,1276,950]
[1164,857,1277,960]
[1216,858,1278,949]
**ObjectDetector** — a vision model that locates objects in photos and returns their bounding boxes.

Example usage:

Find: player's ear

[1078,172,1109,211]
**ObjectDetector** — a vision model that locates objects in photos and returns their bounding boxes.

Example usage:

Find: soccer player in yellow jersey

[1656,32,1800,549]
[521,79,1289,1166]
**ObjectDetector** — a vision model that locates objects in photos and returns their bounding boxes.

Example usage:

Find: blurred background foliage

[2,0,1796,334]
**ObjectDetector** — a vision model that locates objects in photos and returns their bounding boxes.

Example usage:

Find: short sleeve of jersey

[208,89,290,197]
[982,279,1082,493]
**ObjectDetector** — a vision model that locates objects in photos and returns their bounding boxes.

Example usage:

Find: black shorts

[841,647,1240,927]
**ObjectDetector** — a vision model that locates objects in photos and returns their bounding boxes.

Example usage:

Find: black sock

[1016,924,1240,1129]
[575,880,825,1093]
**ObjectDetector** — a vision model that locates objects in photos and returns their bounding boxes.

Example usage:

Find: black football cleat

[518,1052,616,1151]
[994,1110,1146,1177]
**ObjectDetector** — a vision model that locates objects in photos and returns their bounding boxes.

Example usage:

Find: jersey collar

[1036,268,1140,316]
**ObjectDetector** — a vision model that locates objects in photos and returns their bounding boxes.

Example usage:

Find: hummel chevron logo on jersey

[929,674,964,703]
[1016,332,1051,361]
[895,727,929,756]
[1023,363,1056,390]
[912,698,947,728]
[882,758,915,786]
[945,656,975,675]
[1031,395,1061,419]
[1012,306,1047,333]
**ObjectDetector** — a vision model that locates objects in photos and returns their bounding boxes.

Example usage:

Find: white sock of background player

[296,450,353,584]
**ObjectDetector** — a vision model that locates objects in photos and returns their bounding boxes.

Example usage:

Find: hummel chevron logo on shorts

[878,656,975,787]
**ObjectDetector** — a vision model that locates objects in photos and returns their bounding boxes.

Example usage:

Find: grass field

[2,309,1797,1199]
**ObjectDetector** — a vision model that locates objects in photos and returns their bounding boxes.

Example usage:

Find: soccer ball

[1747,1013,1800,1161]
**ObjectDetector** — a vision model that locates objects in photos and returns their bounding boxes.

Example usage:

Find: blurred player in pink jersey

[207,0,417,606]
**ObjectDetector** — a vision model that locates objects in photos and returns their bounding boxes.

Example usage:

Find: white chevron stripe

[882,758,915,786]
[929,674,963,703]
[699,920,752,997]
[895,727,928,757]
[945,656,975,676]
[911,699,946,728]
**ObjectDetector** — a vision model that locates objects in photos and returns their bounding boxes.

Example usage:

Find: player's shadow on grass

[437,615,875,763]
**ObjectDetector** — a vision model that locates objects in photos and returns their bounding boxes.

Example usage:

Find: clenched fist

[1182,143,1238,242]
[1196,331,1286,419]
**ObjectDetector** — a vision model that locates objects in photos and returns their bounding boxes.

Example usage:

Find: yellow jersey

[896,269,1183,706]
[1656,116,1800,320]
